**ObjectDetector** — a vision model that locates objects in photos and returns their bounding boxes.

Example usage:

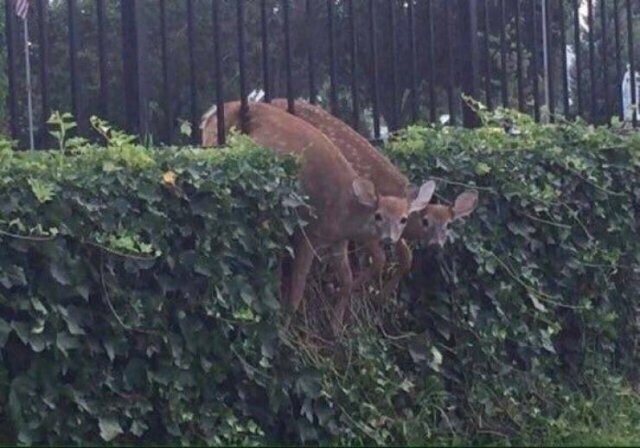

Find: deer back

[201,101,375,244]
[271,99,410,197]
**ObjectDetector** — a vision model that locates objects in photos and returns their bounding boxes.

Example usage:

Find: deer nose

[381,236,394,245]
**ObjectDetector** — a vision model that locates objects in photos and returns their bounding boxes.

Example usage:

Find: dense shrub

[383,109,640,441]
[0,136,308,444]
[1,110,640,444]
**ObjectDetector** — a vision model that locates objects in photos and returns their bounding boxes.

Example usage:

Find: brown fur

[200,101,379,322]
[269,99,437,334]
[271,99,410,196]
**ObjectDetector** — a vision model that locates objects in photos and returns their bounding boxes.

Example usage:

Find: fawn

[377,190,479,297]
[200,101,432,330]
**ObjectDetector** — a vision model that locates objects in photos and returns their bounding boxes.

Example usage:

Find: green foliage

[517,376,640,446]
[46,111,89,153]
[1,109,640,444]
[0,134,306,444]
[382,106,640,442]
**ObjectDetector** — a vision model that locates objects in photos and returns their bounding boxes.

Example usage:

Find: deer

[200,101,435,333]
[269,100,441,322]
[378,189,479,296]
[269,99,478,315]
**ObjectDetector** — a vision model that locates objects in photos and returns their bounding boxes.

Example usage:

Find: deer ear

[352,178,378,208]
[408,180,436,214]
[452,190,479,220]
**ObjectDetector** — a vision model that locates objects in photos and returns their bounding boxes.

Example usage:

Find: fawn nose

[381,236,394,245]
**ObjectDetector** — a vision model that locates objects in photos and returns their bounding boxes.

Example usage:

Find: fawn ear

[408,180,436,214]
[352,177,378,208]
[452,190,479,220]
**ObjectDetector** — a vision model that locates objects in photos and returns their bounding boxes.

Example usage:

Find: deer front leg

[381,238,413,297]
[278,253,292,305]
[352,240,387,292]
[329,240,355,336]
[287,235,316,314]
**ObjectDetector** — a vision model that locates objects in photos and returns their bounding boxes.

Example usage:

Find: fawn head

[373,180,436,244]
[421,190,478,248]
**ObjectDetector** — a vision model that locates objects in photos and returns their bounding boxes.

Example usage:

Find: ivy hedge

[0,135,307,444]
[0,109,639,444]
[384,110,640,442]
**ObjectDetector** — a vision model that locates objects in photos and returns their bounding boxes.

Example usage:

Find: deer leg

[352,241,387,292]
[278,253,292,305]
[381,239,413,297]
[329,240,355,336]
[287,236,316,314]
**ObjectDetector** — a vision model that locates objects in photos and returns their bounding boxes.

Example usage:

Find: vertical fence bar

[327,0,338,115]
[614,0,623,120]
[261,0,272,102]
[626,0,636,126]
[600,0,610,121]
[187,0,198,143]
[121,0,137,133]
[283,0,294,113]
[4,0,18,140]
[369,0,380,139]
[237,0,248,131]
[530,0,540,121]
[37,0,50,143]
[588,0,596,121]
[515,0,524,111]
[388,0,398,129]
[560,0,569,116]
[544,0,555,121]
[483,0,493,109]
[499,0,508,107]
[573,0,583,117]
[407,0,419,122]
[348,0,360,128]
[445,0,455,124]
[121,0,148,138]
[305,0,316,104]
[212,0,225,145]
[427,0,436,122]
[96,0,107,119]
[160,0,171,143]
[460,0,480,127]
[68,0,80,126]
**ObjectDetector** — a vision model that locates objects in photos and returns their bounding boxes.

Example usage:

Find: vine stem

[0,228,56,241]
[99,256,160,335]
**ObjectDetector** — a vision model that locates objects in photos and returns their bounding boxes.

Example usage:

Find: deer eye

[400,217,408,225]
[375,212,382,222]
[422,218,429,227]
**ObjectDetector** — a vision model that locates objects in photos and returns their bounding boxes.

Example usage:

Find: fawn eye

[400,217,408,225]
[422,218,429,227]
[375,212,382,221]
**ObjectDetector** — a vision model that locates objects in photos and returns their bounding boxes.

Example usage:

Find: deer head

[268,98,436,246]
[373,180,436,244]
[419,190,479,248]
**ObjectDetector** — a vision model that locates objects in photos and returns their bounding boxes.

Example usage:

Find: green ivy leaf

[0,265,27,288]
[474,162,492,175]
[0,317,12,349]
[99,417,123,442]
[50,262,71,286]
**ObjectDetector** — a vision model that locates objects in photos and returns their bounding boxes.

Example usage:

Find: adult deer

[270,99,477,303]
[269,100,440,322]
[200,101,432,331]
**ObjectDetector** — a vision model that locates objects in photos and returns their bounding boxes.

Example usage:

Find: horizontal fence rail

[2,0,640,149]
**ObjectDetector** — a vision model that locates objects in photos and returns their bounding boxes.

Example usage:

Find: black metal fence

[2,0,639,149]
